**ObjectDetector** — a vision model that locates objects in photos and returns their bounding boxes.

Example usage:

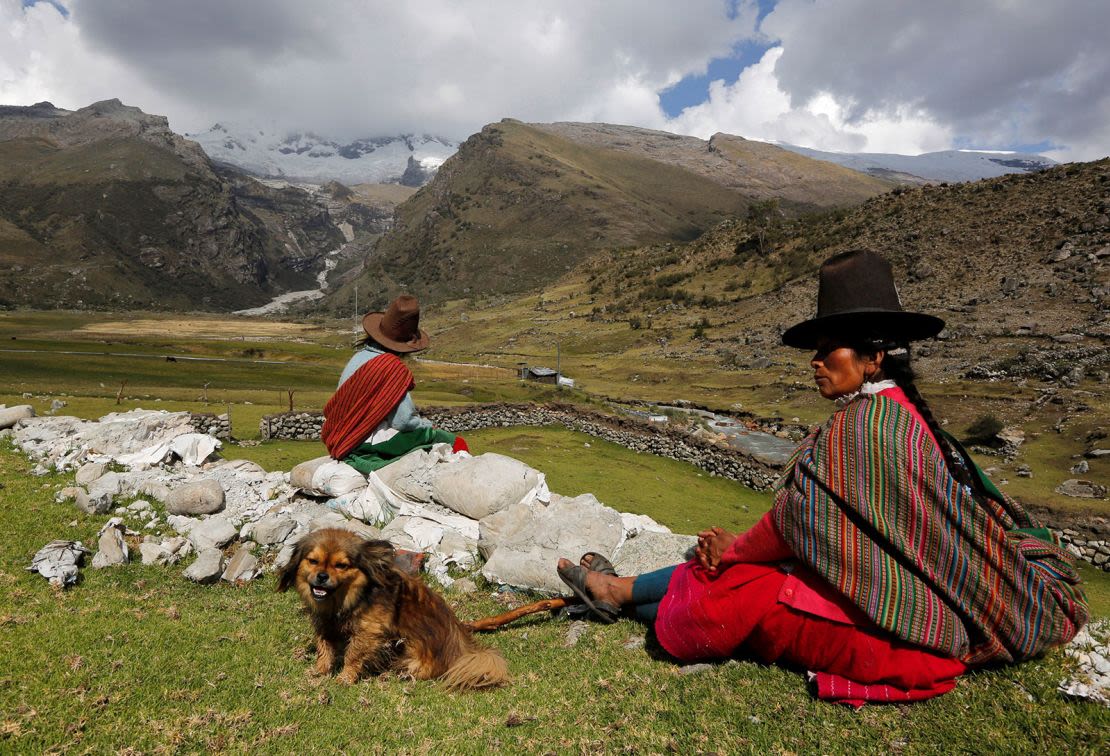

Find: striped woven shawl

[773,395,1087,665]
[321,353,414,461]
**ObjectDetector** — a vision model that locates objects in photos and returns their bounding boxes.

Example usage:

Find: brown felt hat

[362,295,430,353]
[781,249,944,349]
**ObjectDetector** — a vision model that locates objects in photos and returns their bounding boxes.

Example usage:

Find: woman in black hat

[321,295,467,474]
[556,250,1086,706]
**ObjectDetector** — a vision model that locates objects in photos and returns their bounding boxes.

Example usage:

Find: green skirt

[341,428,456,475]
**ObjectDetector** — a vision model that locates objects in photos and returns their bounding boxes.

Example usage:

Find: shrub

[964,414,1004,444]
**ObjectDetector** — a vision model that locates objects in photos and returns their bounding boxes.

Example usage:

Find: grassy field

[2,434,1109,754]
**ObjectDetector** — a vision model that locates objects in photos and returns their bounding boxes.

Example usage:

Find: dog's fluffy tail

[442,646,509,690]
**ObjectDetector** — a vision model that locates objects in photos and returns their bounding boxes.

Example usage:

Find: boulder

[1055,479,1108,499]
[87,471,123,501]
[478,499,543,559]
[613,531,697,576]
[432,453,542,520]
[74,462,108,487]
[187,516,237,551]
[221,543,260,583]
[183,548,224,584]
[138,480,171,502]
[74,487,112,515]
[90,518,129,568]
[481,493,624,593]
[165,479,225,515]
[55,486,84,503]
[248,513,296,546]
[0,405,35,430]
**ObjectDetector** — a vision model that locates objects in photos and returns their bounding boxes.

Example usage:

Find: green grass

[2,435,1109,753]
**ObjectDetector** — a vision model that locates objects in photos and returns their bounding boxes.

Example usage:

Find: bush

[964,414,1004,444]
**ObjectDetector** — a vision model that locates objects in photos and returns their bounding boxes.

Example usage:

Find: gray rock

[564,621,589,648]
[138,480,171,502]
[0,405,35,430]
[481,493,624,593]
[679,663,715,676]
[87,471,123,504]
[432,453,540,519]
[451,577,477,594]
[273,543,296,572]
[139,536,191,566]
[613,531,698,577]
[380,516,421,552]
[50,399,67,412]
[478,499,543,559]
[249,513,296,546]
[183,548,224,584]
[56,486,84,503]
[74,462,108,487]
[165,479,225,515]
[1085,449,1110,458]
[1055,479,1108,499]
[74,487,112,515]
[221,544,260,583]
[1072,460,1090,475]
[91,519,129,568]
[187,516,237,551]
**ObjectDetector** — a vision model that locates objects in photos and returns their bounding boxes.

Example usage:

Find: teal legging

[631,565,678,623]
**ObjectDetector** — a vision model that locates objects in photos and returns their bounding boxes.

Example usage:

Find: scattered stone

[996,426,1025,450]
[247,513,296,546]
[450,577,477,594]
[73,487,112,515]
[1055,479,1108,499]
[49,399,67,413]
[91,518,129,568]
[564,620,589,648]
[74,462,108,487]
[187,516,237,551]
[138,480,171,502]
[1085,449,1110,458]
[139,536,192,566]
[26,540,91,587]
[221,543,260,583]
[613,531,697,577]
[1072,460,1090,475]
[165,479,225,516]
[0,405,35,430]
[679,663,714,676]
[55,486,84,503]
[273,543,296,572]
[183,548,224,584]
[623,635,645,650]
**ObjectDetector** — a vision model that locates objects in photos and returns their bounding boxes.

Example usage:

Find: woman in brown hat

[321,295,467,473]
[556,249,1086,706]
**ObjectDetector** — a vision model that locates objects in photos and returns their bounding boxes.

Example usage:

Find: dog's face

[278,528,397,615]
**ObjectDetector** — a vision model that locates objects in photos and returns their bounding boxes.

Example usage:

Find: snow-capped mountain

[188,124,458,186]
[777,144,1056,183]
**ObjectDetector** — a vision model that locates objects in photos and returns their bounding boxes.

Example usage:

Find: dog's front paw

[307,661,331,679]
[335,668,360,685]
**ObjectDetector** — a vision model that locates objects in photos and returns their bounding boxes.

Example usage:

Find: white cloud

[666,47,953,155]
[0,0,759,139]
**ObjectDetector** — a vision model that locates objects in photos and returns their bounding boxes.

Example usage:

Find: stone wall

[259,411,324,441]
[259,402,781,489]
[1058,528,1110,571]
[188,412,230,439]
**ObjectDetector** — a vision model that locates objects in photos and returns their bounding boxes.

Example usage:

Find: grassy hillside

[331,121,891,311]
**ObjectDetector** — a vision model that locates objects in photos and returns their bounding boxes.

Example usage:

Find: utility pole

[556,341,561,391]
[354,283,359,333]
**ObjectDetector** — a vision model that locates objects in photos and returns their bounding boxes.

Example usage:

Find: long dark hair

[354,334,403,356]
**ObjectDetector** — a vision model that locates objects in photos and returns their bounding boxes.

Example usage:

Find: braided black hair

[853,338,984,498]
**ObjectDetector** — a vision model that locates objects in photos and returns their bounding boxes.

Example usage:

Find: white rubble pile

[1059,619,1110,707]
[18,409,693,592]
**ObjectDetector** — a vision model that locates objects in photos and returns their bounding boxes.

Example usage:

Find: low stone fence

[259,402,782,489]
[188,412,230,439]
[259,412,324,441]
[1058,529,1110,571]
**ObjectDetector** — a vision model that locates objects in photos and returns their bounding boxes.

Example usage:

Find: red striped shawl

[773,395,1087,665]
[321,353,415,461]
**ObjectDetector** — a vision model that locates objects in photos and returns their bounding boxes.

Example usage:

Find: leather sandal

[557,564,619,624]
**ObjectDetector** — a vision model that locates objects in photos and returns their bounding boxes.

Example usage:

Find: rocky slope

[335,120,893,311]
[779,144,1057,183]
[0,100,344,311]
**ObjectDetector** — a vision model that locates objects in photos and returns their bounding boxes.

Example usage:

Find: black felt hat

[781,249,944,349]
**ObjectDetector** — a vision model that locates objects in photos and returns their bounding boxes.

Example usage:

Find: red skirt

[655,561,966,706]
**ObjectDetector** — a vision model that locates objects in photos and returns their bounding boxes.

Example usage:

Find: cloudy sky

[3,0,1107,161]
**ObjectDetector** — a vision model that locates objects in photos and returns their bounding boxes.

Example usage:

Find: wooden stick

[464,596,576,632]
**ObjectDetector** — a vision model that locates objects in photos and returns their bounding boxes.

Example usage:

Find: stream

[233,244,344,317]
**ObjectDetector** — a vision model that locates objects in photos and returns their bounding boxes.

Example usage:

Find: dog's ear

[354,539,400,588]
[277,534,312,592]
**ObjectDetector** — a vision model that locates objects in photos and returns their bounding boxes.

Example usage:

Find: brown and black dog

[278,528,507,689]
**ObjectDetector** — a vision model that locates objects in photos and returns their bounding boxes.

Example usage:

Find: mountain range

[778,144,1057,183]
[188,124,457,186]
[0,100,343,310]
[332,119,894,310]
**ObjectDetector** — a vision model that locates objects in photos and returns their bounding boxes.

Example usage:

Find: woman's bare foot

[557,557,635,606]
